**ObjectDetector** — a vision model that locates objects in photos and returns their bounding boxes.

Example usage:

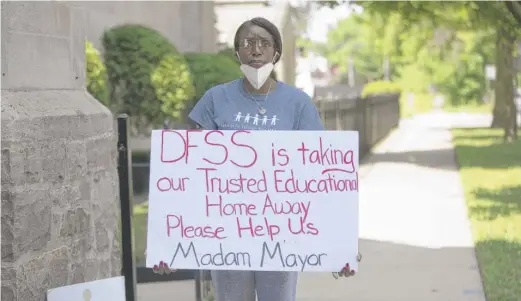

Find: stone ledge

[1,89,114,141]
[1,88,121,301]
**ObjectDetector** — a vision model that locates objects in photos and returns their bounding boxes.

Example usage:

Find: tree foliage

[102,24,195,131]
[85,40,109,105]
[318,1,520,141]
[184,52,243,103]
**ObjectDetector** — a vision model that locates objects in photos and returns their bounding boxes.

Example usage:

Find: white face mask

[237,52,278,90]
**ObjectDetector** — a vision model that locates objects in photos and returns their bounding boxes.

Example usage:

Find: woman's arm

[296,99,325,131]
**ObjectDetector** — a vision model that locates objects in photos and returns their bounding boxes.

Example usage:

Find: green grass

[452,128,521,301]
[133,202,149,265]
[444,102,493,114]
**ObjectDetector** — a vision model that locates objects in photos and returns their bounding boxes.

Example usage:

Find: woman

[151,17,357,301]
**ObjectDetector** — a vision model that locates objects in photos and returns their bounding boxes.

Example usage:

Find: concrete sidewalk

[297,111,487,301]
[137,111,488,301]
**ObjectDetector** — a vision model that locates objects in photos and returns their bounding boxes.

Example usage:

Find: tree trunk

[491,32,505,128]
[492,27,517,142]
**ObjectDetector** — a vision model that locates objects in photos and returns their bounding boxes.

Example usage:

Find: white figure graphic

[253,114,260,125]
[262,115,268,125]
[244,113,251,123]
[83,289,91,301]
[235,112,242,122]
[270,115,278,126]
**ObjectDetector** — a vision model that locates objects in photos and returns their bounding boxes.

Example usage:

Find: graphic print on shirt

[220,111,279,130]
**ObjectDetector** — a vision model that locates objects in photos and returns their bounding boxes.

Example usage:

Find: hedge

[218,47,240,66]
[361,81,402,98]
[102,24,195,129]
[184,52,243,102]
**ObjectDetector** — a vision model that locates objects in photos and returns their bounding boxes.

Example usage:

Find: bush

[184,52,243,101]
[132,150,150,163]
[85,40,109,105]
[361,80,402,98]
[102,24,195,130]
[218,47,240,66]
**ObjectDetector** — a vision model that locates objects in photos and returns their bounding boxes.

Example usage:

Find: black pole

[117,114,137,301]
[195,271,202,301]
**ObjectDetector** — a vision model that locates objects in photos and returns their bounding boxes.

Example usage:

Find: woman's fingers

[152,261,177,275]
[160,261,171,274]
[343,264,351,277]
[153,261,165,274]
[334,263,357,279]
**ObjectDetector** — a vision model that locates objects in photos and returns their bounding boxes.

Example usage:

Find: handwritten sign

[146,130,359,272]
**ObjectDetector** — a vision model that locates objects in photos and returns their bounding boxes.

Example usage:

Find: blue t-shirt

[188,78,324,131]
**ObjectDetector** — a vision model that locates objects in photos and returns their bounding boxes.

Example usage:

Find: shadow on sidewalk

[367,127,520,171]
[135,239,521,301]
[298,237,487,300]
[368,148,457,171]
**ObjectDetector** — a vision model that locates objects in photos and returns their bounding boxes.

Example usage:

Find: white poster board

[146,130,359,272]
[47,276,125,301]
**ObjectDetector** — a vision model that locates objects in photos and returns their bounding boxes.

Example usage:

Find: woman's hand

[333,252,362,279]
[153,261,176,275]
[333,263,355,279]
[145,249,177,275]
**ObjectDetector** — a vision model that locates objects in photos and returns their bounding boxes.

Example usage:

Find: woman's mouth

[248,61,265,68]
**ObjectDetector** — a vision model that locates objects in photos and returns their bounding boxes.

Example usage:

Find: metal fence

[314,84,401,158]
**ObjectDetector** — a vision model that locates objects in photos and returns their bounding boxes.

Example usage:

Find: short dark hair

[234,17,282,63]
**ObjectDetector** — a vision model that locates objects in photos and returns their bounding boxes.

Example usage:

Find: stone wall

[77,1,217,53]
[1,2,121,301]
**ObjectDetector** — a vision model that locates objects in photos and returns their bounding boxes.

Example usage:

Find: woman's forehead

[240,24,272,41]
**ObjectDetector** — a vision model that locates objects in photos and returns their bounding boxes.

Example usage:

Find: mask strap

[272,52,279,64]
[236,51,243,65]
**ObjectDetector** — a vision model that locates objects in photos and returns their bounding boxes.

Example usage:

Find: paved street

[138,112,488,301]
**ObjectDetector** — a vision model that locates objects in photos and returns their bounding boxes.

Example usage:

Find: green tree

[324,14,384,81]
[321,1,521,141]
[363,1,520,141]
[102,24,195,131]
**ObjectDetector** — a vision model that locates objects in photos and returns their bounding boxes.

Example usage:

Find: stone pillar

[1,2,121,301]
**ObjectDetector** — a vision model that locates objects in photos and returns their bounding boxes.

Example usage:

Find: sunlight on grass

[452,128,521,301]
[445,102,493,114]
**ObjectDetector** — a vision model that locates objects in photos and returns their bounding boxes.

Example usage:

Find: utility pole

[347,56,355,87]
[383,55,390,80]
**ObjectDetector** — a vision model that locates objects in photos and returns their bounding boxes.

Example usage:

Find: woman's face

[236,24,277,69]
